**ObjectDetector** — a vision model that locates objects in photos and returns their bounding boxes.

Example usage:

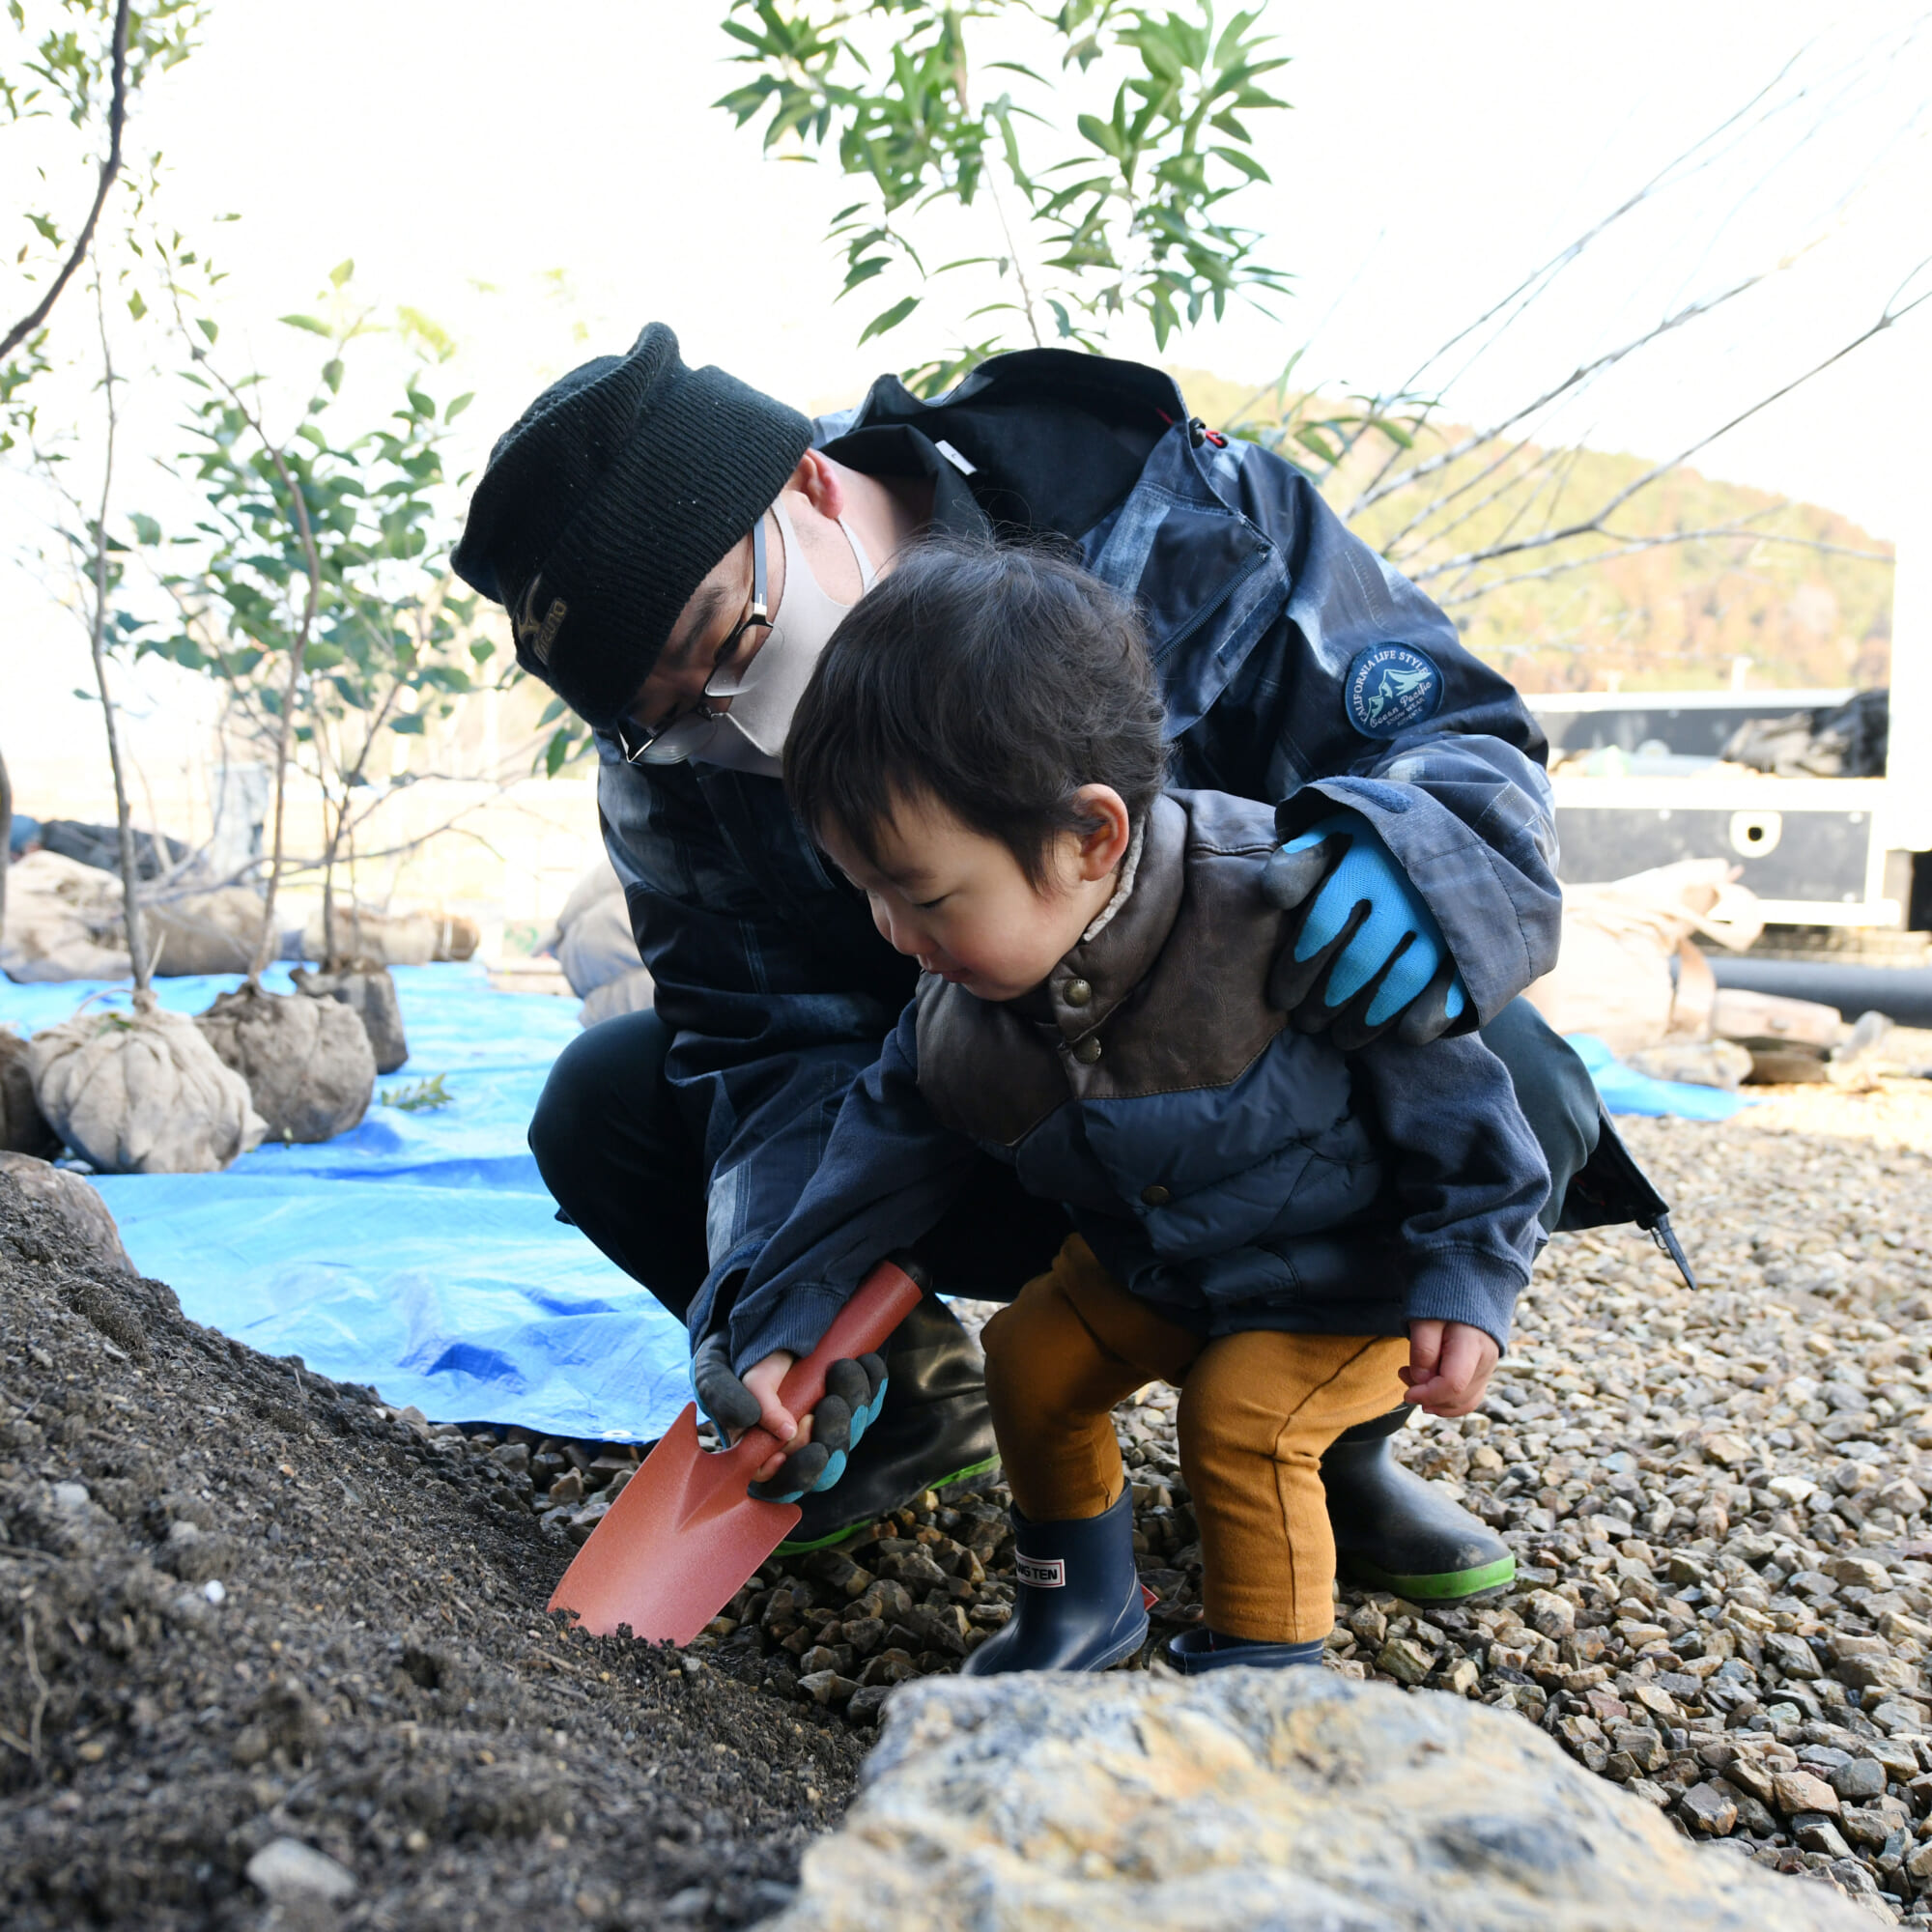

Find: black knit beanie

[451,324,812,729]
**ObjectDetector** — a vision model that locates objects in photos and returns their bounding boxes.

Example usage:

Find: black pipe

[1708,955,1932,1027]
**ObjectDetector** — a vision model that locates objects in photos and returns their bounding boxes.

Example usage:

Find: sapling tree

[133,262,497,967]
[717,0,1290,390]
[2,0,203,444]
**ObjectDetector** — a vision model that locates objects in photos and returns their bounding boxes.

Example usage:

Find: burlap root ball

[292,962,409,1075]
[195,982,376,1144]
[1,1027,63,1157]
[28,1005,268,1174]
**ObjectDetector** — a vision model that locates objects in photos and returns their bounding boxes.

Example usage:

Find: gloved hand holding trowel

[691,1329,888,1502]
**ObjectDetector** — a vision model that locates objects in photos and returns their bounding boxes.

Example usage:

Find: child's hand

[736,1350,892,1494]
[1401,1320,1498,1418]
[740,1350,802,1483]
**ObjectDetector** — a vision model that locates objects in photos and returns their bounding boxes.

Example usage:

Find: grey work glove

[691,1332,889,1502]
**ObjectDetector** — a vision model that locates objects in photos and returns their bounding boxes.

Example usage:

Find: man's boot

[1321,1406,1515,1600]
[778,1293,999,1552]
[963,1489,1148,1675]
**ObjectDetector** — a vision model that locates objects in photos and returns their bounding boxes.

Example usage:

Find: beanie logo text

[515,581,569,668]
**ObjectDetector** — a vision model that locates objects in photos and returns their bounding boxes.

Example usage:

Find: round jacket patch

[1345,642,1444,738]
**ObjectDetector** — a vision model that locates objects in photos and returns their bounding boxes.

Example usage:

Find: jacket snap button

[1071,1037,1103,1065]
[1063,978,1093,1007]
[1141,1183,1171,1207]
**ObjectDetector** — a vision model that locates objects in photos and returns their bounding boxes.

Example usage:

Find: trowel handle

[773,1255,926,1421]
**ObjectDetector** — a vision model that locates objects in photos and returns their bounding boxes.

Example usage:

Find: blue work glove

[1262,810,1469,1050]
[748,1354,889,1503]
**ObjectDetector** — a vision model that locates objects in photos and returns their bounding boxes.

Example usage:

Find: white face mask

[689,496,877,777]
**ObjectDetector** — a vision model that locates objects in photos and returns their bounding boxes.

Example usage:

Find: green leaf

[279,314,330,336]
[128,512,161,545]
[857,294,920,344]
[322,357,344,394]
[197,317,218,344]
[389,713,426,735]
[127,289,147,321]
[443,391,473,422]
[328,257,355,287]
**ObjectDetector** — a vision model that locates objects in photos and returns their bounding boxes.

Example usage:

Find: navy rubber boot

[1322,1406,1515,1601]
[1166,1627,1326,1674]
[963,1488,1148,1675]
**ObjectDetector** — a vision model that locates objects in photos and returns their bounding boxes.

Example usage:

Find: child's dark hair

[784,536,1168,888]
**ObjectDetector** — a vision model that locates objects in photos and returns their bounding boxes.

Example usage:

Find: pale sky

[5,0,1930,751]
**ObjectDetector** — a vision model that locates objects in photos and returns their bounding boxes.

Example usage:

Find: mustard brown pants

[980,1235,1409,1644]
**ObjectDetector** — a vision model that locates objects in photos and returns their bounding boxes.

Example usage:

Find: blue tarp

[2,965,1744,1438]
[3,965,693,1440]
[1566,1033,1755,1122]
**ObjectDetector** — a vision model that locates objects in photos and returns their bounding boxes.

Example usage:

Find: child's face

[819,787,1130,1003]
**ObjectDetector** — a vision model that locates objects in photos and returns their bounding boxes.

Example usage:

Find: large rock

[771,1672,1869,1932]
[29,1005,267,1174]
[0,1151,133,1273]
[195,982,376,1143]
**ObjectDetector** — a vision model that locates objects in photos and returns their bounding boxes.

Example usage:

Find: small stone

[491,1440,529,1474]
[846,1684,893,1726]
[202,1578,226,1605]
[1522,1589,1576,1639]
[1611,1726,1668,1775]
[51,1481,89,1511]
[1680,1782,1739,1835]
[1772,1769,1840,1817]
[1764,1632,1823,1681]
[1377,1635,1435,1686]
[1793,1815,1854,1860]
[796,1669,857,1708]
[547,1467,583,1507]
[1827,1555,1892,1593]
[245,1837,357,1905]
[1701,1434,1752,1469]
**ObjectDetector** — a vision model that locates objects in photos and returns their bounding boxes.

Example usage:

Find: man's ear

[1069,785,1132,882]
[787,447,844,521]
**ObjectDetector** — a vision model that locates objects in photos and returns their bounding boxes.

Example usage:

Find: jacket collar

[1035,793,1188,1044]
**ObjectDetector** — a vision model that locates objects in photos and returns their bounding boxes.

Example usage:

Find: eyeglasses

[615,515,772,766]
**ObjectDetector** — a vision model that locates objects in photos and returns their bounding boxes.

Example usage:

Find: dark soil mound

[0,1171,861,1930]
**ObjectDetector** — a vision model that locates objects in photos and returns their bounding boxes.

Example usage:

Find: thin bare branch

[1346,268,1777,520]
[1,0,133,361]
[1433,523,1895,606]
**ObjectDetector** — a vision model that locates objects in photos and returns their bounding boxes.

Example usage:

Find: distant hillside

[1168,365,1894,696]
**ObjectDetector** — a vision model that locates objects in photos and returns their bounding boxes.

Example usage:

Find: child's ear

[1069,785,1132,882]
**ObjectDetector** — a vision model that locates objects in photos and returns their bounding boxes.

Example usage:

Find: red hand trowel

[548,1259,925,1644]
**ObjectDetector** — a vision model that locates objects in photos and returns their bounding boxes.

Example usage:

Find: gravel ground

[670,1063,1932,1925]
[11,1060,1932,1925]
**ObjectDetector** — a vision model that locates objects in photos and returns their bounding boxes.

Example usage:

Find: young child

[703,538,1549,1675]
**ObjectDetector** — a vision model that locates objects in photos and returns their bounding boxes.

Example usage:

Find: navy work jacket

[592,349,1561,1314]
